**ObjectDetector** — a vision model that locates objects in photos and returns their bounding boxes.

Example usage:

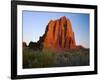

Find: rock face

[23,42,27,48]
[28,41,43,50]
[39,16,76,51]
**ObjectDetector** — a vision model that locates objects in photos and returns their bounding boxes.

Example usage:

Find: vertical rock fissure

[69,37,71,48]
[59,21,62,47]
[64,22,67,48]
[53,22,56,38]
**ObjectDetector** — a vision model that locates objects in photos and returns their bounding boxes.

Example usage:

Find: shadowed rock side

[28,41,43,50]
[38,16,76,51]
[23,42,27,48]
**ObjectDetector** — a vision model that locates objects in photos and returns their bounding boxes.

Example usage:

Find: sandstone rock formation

[23,42,27,48]
[28,41,43,50]
[39,16,76,51]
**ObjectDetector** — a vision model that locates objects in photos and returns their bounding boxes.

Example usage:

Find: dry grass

[23,48,89,68]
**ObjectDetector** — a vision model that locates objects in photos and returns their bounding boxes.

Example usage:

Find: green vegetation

[23,48,89,68]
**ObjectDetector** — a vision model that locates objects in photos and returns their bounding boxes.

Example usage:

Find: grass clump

[23,48,89,68]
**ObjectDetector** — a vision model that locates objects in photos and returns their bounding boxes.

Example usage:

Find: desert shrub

[23,48,56,68]
[23,48,89,68]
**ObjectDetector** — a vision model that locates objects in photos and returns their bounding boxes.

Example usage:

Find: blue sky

[23,11,90,48]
